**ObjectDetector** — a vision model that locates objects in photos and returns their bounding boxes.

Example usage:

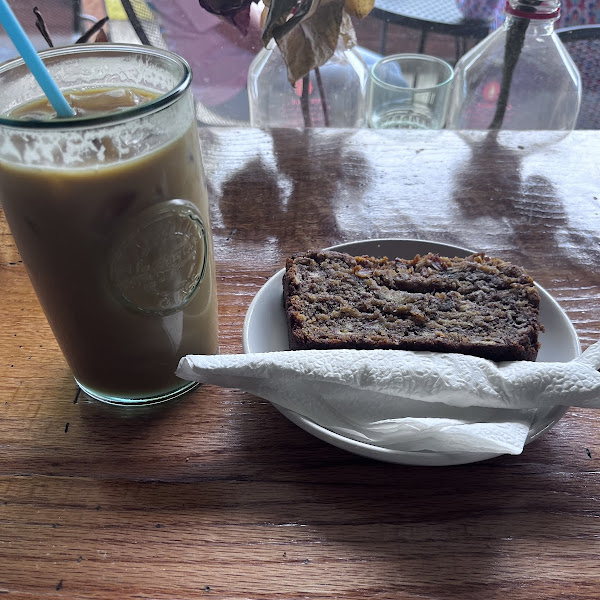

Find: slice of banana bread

[283,250,542,361]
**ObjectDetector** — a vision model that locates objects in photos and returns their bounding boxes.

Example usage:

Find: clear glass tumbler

[367,54,454,129]
[0,44,219,405]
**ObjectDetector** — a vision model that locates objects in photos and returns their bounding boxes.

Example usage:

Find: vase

[446,0,581,131]
[247,39,369,128]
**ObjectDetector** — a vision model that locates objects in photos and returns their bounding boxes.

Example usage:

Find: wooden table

[1,128,599,599]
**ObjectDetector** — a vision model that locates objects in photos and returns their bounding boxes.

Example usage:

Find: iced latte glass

[0,44,219,404]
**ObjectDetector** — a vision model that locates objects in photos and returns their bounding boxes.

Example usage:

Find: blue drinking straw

[0,0,75,118]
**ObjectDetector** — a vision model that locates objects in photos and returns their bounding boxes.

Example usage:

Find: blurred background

[1,1,598,128]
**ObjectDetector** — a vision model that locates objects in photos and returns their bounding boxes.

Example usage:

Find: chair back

[557,25,600,129]
[119,0,166,48]
[0,1,86,63]
[119,0,251,126]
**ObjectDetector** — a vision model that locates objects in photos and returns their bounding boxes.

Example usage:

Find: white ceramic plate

[242,239,581,466]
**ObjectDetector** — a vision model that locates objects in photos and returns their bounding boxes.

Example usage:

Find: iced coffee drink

[0,45,219,404]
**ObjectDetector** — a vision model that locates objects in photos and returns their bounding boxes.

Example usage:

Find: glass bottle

[247,38,369,128]
[446,0,581,130]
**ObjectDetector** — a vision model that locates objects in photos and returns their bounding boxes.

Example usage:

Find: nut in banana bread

[283,250,542,361]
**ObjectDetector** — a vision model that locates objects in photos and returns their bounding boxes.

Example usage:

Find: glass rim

[0,43,192,130]
[370,54,454,92]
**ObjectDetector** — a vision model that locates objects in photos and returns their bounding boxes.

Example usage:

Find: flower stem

[488,17,529,129]
[300,74,312,127]
[314,67,330,127]
[489,1,542,129]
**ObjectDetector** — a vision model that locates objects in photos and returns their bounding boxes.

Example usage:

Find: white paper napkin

[176,342,600,455]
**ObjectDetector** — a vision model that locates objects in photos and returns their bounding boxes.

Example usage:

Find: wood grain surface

[1,127,599,599]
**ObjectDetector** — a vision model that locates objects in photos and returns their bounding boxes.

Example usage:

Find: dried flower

[33,7,109,46]
[198,0,256,35]
[198,0,374,83]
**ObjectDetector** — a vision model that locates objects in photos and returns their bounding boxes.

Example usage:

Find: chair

[114,0,253,126]
[370,0,491,62]
[557,25,600,129]
[0,1,92,63]
[111,0,166,48]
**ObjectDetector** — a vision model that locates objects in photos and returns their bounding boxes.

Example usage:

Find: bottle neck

[503,1,560,34]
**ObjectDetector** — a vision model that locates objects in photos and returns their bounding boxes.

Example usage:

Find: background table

[371,0,491,57]
[1,128,599,599]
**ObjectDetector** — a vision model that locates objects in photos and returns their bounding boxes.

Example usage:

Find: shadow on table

[237,412,582,589]
[68,386,586,597]
[451,130,600,287]
[229,407,582,592]
[216,128,371,249]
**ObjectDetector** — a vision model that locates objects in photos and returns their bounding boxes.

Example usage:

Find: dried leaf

[339,11,358,48]
[33,7,54,47]
[344,0,374,19]
[195,0,371,83]
[275,0,347,84]
[260,4,268,28]
[228,5,252,35]
[262,0,311,45]
[197,0,257,34]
